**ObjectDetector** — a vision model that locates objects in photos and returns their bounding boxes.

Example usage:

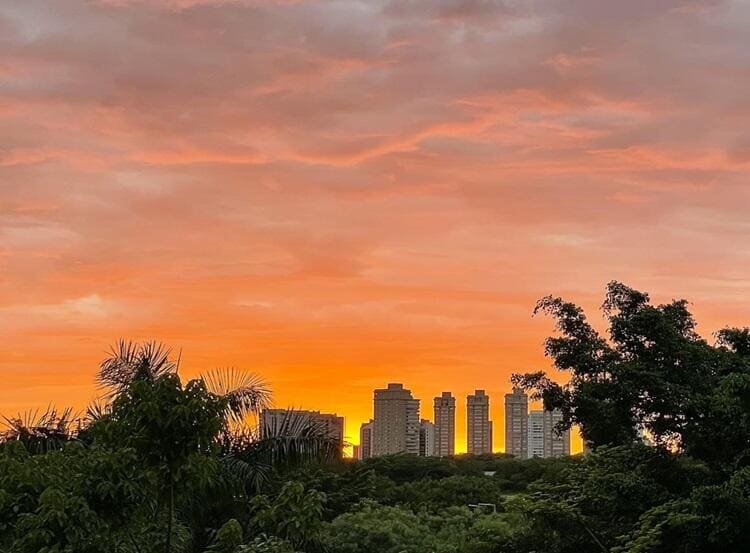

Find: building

[527,409,570,458]
[358,420,373,460]
[372,383,420,456]
[527,410,545,458]
[543,409,570,457]
[504,388,528,458]
[433,391,456,457]
[419,419,435,456]
[261,408,345,449]
[467,389,492,454]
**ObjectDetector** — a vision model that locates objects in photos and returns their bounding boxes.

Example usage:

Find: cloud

[2,0,750,450]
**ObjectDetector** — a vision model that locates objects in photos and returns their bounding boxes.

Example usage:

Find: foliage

[204,519,244,553]
[0,406,79,454]
[513,281,750,468]
[0,341,342,553]
[0,440,153,552]
[249,482,326,550]
[237,536,296,553]
[2,285,750,553]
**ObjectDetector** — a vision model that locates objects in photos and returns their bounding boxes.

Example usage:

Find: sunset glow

[3,0,750,454]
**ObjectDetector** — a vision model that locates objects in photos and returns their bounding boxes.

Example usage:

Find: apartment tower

[467,389,492,454]
[527,410,545,458]
[433,392,456,457]
[372,383,420,456]
[543,409,570,458]
[504,388,528,458]
[358,420,373,460]
[419,419,436,457]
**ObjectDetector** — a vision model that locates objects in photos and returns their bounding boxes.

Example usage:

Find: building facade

[542,409,570,458]
[372,383,420,456]
[526,408,570,458]
[527,410,545,458]
[358,420,373,459]
[433,391,456,457]
[419,419,435,456]
[467,389,492,454]
[504,388,528,458]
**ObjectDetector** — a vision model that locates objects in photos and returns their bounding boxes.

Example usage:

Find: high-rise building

[504,388,528,458]
[372,383,420,456]
[359,420,373,460]
[527,410,545,458]
[261,409,345,454]
[419,419,435,457]
[526,409,570,458]
[543,409,570,458]
[467,389,492,454]
[433,392,456,457]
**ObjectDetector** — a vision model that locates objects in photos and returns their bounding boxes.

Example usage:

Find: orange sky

[3,0,750,454]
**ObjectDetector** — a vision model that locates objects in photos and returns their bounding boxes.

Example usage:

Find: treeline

[2,282,750,552]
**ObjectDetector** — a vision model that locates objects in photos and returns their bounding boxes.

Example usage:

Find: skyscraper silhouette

[433,391,456,456]
[372,383,420,456]
[504,388,528,458]
[467,389,492,454]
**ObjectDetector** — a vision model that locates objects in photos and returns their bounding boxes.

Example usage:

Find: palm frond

[221,455,273,494]
[0,405,79,454]
[218,410,340,492]
[252,410,338,460]
[256,410,342,467]
[85,399,112,424]
[98,339,177,396]
[200,367,271,422]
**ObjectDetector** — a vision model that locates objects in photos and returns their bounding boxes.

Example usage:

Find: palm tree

[0,406,79,454]
[95,340,341,553]
[200,367,271,425]
[220,409,342,493]
[98,339,178,397]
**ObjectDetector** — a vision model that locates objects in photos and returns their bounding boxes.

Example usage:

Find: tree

[513,281,750,467]
[615,466,750,553]
[249,481,326,550]
[0,439,155,552]
[92,340,339,553]
[92,372,226,553]
[0,406,79,454]
[0,340,342,553]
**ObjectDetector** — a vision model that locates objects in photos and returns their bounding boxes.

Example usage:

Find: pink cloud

[2,0,750,450]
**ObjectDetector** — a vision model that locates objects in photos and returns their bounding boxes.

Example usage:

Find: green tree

[0,440,154,552]
[514,282,750,467]
[92,371,226,553]
[1,340,341,553]
[249,481,326,550]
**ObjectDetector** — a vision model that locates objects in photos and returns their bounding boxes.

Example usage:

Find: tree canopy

[2,283,750,552]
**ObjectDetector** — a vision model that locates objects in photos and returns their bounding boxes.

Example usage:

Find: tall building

[433,392,456,457]
[527,410,545,458]
[372,383,420,456]
[467,389,492,454]
[526,409,570,458]
[261,408,345,450]
[543,409,570,457]
[359,420,373,460]
[504,388,528,458]
[419,419,435,457]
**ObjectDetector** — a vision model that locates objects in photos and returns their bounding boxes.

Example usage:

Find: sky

[2,0,750,453]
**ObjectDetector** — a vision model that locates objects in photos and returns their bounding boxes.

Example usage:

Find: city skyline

[4,2,750,467]
[351,382,572,457]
